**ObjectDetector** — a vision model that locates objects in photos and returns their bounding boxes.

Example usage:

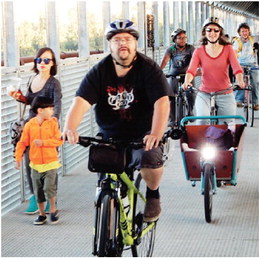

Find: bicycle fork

[200,160,217,194]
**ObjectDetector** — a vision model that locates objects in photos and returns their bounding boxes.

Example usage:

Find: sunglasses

[35,57,53,64]
[206,28,220,33]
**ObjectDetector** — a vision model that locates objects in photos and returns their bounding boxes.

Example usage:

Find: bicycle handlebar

[76,129,174,148]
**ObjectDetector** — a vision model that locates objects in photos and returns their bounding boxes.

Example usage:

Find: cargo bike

[179,115,246,223]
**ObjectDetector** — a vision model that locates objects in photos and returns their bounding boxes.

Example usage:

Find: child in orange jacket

[15,96,63,225]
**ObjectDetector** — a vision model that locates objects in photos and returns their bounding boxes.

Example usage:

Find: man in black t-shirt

[63,19,170,222]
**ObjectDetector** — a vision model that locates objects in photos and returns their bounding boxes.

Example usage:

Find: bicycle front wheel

[203,164,214,223]
[131,173,156,257]
[97,194,123,257]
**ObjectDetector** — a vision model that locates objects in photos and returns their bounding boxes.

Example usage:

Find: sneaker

[143,198,161,222]
[33,215,47,225]
[24,195,39,214]
[253,104,259,111]
[236,102,243,107]
[50,210,59,224]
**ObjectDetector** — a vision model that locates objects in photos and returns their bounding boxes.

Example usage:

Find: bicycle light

[201,144,217,160]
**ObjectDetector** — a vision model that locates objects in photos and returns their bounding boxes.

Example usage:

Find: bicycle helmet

[202,17,224,29]
[105,19,139,40]
[237,23,250,33]
[171,28,186,42]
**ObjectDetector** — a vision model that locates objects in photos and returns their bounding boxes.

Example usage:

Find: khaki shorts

[31,169,57,203]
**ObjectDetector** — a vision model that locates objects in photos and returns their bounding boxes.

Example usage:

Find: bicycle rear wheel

[131,173,156,257]
[203,164,214,223]
[97,194,123,257]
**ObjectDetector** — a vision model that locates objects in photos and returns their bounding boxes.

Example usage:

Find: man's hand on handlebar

[143,134,160,151]
[63,129,79,144]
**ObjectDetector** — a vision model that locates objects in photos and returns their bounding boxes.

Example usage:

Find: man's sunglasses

[35,57,53,64]
[206,28,220,33]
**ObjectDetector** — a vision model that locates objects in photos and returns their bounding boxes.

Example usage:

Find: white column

[77,1,90,57]
[188,1,194,45]
[102,1,111,53]
[173,1,179,29]
[122,1,129,19]
[181,1,187,30]
[46,1,60,63]
[163,1,170,47]
[137,1,145,50]
[2,1,19,67]
[152,1,159,48]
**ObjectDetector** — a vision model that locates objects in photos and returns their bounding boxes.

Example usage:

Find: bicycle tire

[204,163,214,223]
[97,194,123,257]
[250,104,254,127]
[131,173,156,257]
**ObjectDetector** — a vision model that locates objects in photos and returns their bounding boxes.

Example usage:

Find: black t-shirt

[76,52,169,140]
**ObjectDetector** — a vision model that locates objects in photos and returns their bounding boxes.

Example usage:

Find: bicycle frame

[95,171,155,247]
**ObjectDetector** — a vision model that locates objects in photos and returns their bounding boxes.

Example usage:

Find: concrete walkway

[2,115,259,257]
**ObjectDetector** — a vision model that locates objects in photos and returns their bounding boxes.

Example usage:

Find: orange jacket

[15,117,63,164]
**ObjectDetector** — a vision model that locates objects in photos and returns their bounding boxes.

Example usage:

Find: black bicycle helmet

[202,17,224,29]
[237,23,250,33]
[105,19,139,40]
[171,28,186,41]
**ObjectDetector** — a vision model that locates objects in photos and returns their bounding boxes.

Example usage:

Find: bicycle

[166,74,193,139]
[236,66,255,127]
[75,130,172,257]
[180,115,246,223]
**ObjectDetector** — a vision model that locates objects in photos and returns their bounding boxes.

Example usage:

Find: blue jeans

[235,66,259,104]
[195,91,236,125]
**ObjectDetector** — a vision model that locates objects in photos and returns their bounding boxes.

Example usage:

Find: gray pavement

[2,114,259,257]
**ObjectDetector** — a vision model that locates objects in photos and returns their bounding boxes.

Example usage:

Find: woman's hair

[200,25,231,46]
[32,47,57,75]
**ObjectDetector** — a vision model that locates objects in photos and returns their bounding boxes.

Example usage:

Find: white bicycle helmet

[105,19,139,40]
[202,17,224,29]
[171,28,186,41]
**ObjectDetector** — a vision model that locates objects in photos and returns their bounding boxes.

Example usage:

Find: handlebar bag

[88,144,126,174]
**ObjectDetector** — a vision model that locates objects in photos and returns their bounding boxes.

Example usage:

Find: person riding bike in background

[232,23,259,110]
[160,28,196,123]
[182,17,245,125]
[63,19,170,222]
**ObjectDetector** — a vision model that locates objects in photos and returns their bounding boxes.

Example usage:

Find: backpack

[205,126,233,150]
[9,104,26,157]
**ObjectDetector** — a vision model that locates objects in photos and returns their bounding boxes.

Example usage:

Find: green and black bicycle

[77,130,172,257]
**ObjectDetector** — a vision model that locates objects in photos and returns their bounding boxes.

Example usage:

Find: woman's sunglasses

[206,28,220,33]
[35,57,52,64]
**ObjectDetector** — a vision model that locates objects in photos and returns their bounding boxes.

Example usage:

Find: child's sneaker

[50,210,59,224]
[33,215,47,225]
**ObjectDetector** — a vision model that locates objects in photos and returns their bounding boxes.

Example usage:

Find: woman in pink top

[182,17,245,124]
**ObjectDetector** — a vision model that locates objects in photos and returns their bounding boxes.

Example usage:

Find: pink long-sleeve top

[187,45,243,93]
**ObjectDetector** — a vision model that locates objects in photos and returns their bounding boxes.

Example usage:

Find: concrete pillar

[102,1,111,53]
[201,1,205,26]
[122,1,129,19]
[46,2,60,63]
[173,1,179,29]
[163,1,170,47]
[77,1,90,57]
[137,1,145,50]
[181,1,187,30]
[188,1,194,45]
[152,1,159,48]
[2,1,19,67]
[195,2,202,44]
